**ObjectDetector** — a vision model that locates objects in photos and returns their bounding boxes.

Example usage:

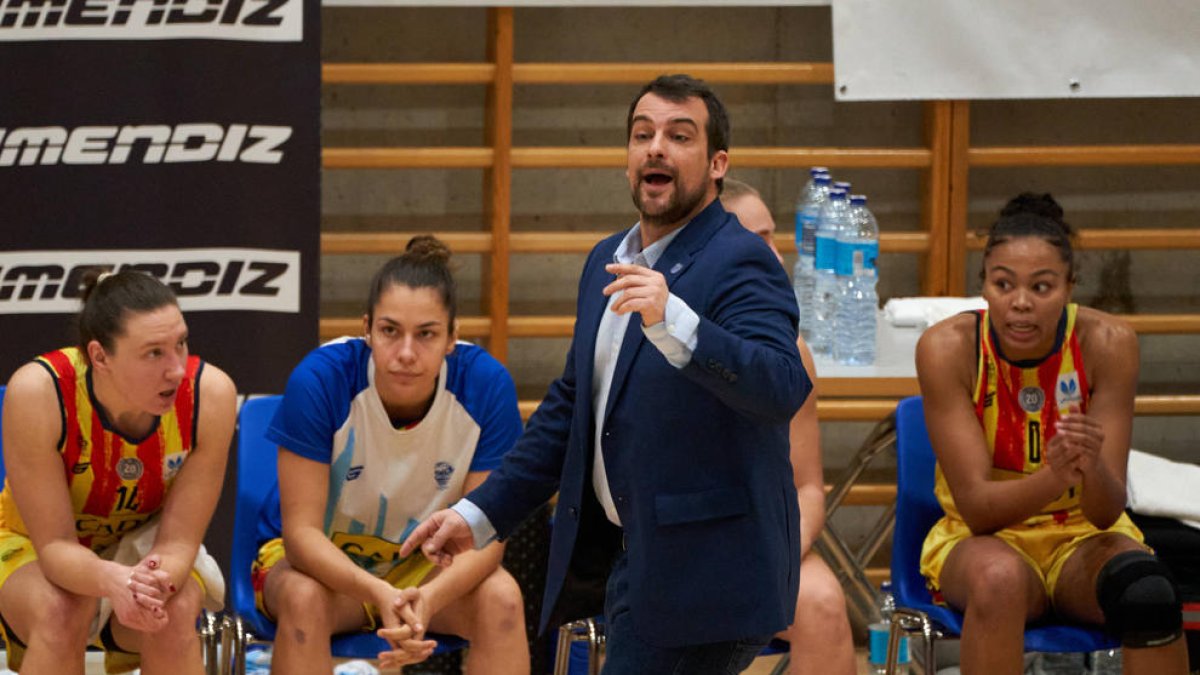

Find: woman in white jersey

[917,194,1188,674]
[253,236,528,672]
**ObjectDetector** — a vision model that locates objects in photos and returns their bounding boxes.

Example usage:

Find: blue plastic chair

[225,395,465,674]
[887,396,1118,673]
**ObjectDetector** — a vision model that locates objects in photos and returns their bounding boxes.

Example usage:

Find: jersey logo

[116,457,144,481]
[72,462,90,474]
[1018,387,1044,413]
[346,465,364,481]
[163,452,186,480]
[434,461,454,490]
[1056,373,1083,410]
[983,391,995,409]
[330,532,407,577]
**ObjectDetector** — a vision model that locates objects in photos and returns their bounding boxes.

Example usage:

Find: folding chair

[887,395,1118,674]
[224,395,466,675]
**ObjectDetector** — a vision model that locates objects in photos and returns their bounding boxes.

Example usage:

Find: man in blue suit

[402,74,810,673]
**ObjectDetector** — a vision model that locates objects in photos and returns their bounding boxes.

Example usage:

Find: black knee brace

[1095,550,1183,648]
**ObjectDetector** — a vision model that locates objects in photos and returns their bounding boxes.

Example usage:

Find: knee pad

[1095,550,1183,648]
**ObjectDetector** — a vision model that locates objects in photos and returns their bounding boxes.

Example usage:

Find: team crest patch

[163,452,186,480]
[434,462,454,490]
[1018,386,1045,413]
[1056,373,1083,410]
[116,457,144,481]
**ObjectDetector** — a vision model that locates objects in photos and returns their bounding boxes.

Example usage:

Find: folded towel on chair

[91,516,226,642]
[882,296,987,328]
[1127,449,1200,530]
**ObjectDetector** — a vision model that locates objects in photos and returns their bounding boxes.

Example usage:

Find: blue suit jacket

[470,199,809,647]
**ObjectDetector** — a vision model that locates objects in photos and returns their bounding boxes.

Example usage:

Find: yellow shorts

[0,529,207,675]
[920,509,1145,603]
[252,537,436,631]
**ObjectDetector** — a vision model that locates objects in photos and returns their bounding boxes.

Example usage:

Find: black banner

[0,0,320,394]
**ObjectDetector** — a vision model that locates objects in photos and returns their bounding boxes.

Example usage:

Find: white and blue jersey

[256,338,521,576]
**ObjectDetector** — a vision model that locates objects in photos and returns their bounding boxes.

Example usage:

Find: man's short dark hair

[626,74,731,191]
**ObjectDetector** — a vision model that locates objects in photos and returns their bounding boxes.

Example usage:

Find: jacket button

[569,507,579,519]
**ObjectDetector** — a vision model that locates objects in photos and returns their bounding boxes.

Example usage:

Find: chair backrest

[230,395,284,639]
[890,396,950,614]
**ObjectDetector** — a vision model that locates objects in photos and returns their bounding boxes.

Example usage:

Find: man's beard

[631,175,707,228]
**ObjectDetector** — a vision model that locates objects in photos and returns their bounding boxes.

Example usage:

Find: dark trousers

[599,550,773,675]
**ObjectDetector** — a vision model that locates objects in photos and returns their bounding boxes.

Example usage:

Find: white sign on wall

[833,0,1200,100]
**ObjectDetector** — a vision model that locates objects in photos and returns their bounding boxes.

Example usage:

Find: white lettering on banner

[0,249,301,314]
[0,123,292,166]
[0,0,300,41]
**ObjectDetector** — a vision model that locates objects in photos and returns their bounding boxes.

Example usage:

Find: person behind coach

[401,74,810,674]
[0,270,236,675]
[722,177,857,675]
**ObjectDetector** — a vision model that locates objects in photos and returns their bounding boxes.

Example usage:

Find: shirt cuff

[450,498,498,549]
[642,293,700,369]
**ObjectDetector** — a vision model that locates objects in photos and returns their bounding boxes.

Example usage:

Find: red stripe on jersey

[83,410,119,516]
[42,351,83,474]
[177,357,201,450]
[992,361,1025,472]
[136,430,165,514]
[1069,332,1090,412]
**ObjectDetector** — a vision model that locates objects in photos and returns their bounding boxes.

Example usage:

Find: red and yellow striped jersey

[934,304,1089,522]
[0,347,203,552]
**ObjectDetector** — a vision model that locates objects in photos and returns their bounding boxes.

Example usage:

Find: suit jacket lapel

[577,236,623,406]
[601,200,729,420]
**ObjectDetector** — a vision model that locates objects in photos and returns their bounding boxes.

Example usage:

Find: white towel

[1126,449,1200,530]
[91,517,226,641]
[882,296,987,328]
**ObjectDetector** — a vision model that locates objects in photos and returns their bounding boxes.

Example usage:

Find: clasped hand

[112,553,176,633]
[1044,407,1105,487]
[375,586,438,668]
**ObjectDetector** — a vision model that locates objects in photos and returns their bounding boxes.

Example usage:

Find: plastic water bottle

[811,187,849,354]
[1088,648,1122,674]
[869,581,909,674]
[793,169,830,339]
[833,194,880,365]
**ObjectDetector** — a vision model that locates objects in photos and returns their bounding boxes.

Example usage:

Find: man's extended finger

[399,519,435,557]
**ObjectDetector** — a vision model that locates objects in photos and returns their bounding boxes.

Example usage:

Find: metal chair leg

[552,618,605,675]
[586,618,603,675]
[553,621,578,675]
[221,613,249,675]
[199,610,221,675]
